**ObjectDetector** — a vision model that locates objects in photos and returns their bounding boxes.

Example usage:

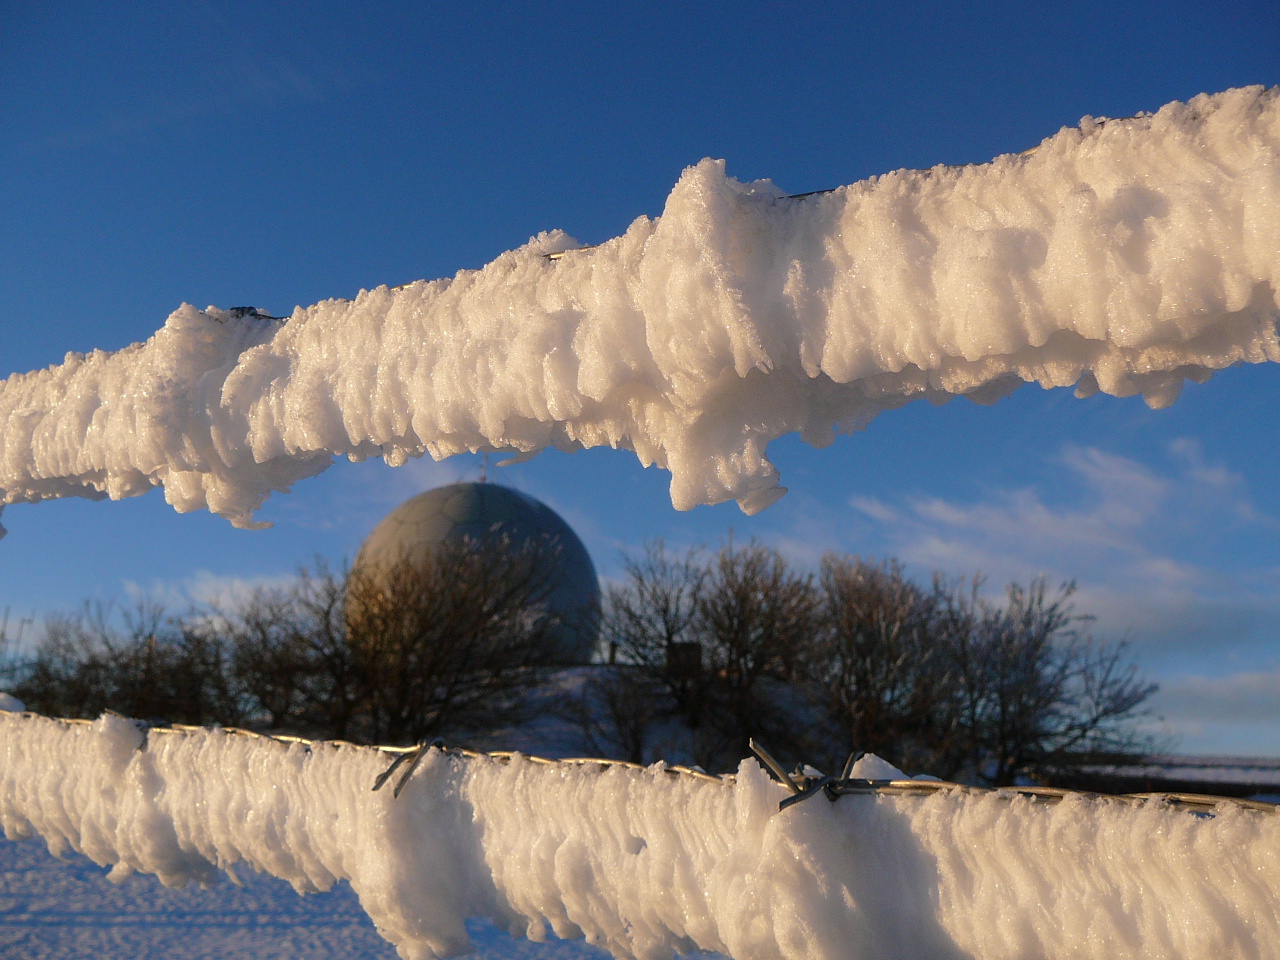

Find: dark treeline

[4,534,568,747]
[1,539,1158,786]
[581,542,1158,783]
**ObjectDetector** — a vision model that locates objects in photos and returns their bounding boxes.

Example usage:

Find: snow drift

[1,712,1277,960]
[1,86,1278,533]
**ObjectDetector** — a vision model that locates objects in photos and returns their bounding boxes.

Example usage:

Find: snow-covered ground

[0,836,615,960]
[1,86,1277,532]
[0,834,396,960]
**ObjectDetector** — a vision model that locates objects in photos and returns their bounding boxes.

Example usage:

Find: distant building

[352,482,600,664]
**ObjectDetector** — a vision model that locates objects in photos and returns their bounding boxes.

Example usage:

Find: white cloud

[831,442,1280,754]
[1149,669,1280,755]
[122,570,299,611]
[901,446,1171,568]
[1157,670,1280,724]
[1168,437,1272,525]
[844,441,1280,655]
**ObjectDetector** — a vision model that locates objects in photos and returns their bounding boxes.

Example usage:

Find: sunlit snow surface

[1,87,1278,533]
[0,838,618,960]
[0,835,397,960]
[2,713,1278,960]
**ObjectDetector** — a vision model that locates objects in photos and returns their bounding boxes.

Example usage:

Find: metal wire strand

[5,711,1274,816]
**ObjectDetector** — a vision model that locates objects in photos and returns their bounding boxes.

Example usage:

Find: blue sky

[1,1,1277,754]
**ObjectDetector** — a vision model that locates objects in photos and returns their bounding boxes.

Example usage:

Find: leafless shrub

[936,576,1158,784]
[13,600,234,725]
[814,556,960,775]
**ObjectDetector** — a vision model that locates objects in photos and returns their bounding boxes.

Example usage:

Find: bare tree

[588,540,822,771]
[692,540,820,768]
[13,600,233,725]
[343,532,566,744]
[815,556,959,774]
[603,542,709,727]
[223,590,312,728]
[12,540,571,746]
[202,561,355,737]
[937,577,1158,785]
[586,543,1157,782]
[290,562,362,738]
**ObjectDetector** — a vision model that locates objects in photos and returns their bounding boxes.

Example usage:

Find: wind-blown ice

[1,712,1277,960]
[2,86,1278,533]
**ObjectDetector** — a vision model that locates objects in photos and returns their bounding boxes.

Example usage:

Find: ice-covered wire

[14,711,1277,816]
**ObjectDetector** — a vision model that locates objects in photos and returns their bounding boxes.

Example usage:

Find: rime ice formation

[1,86,1278,534]
[1,713,1277,960]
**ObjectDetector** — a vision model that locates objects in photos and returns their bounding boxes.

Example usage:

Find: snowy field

[0,837,616,960]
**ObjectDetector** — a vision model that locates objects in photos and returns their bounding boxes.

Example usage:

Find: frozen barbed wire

[2,710,1277,959]
[1,86,1277,535]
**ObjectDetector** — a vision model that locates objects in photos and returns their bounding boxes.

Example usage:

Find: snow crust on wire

[1,86,1278,533]
[2,713,1278,960]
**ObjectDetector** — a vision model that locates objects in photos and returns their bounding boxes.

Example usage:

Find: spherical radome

[352,482,600,664]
